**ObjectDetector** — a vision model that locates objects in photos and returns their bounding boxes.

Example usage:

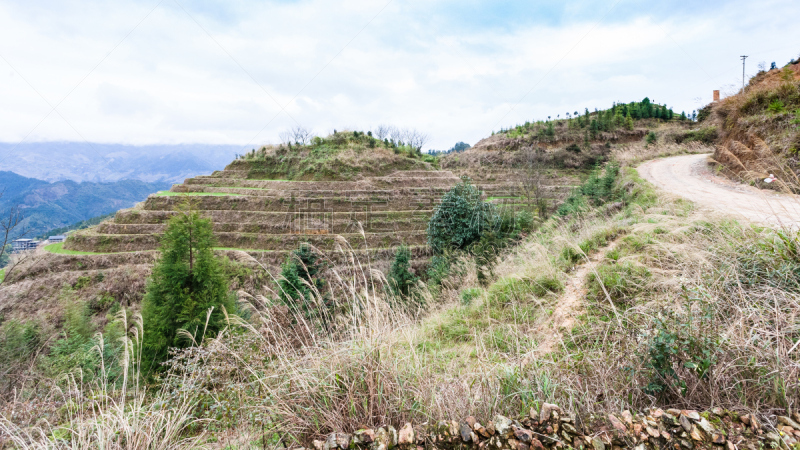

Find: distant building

[48,235,66,243]
[12,239,40,252]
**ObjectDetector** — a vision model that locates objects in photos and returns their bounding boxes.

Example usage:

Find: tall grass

[3,169,800,446]
[0,310,207,449]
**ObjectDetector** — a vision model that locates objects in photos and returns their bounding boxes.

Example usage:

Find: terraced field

[64,165,576,257]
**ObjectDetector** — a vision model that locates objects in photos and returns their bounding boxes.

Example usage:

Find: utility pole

[740,55,748,92]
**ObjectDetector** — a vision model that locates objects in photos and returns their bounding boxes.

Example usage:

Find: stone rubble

[307,406,800,450]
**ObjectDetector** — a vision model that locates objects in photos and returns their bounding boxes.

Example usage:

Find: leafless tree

[520,147,549,218]
[0,190,29,283]
[405,129,430,152]
[374,124,392,140]
[279,126,314,145]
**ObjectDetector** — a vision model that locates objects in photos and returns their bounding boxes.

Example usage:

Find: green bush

[72,276,91,290]
[427,177,499,253]
[388,245,419,302]
[557,163,620,216]
[529,274,563,297]
[487,274,561,308]
[460,287,482,306]
[645,131,657,146]
[426,254,451,287]
[675,127,718,145]
[642,292,721,399]
[768,99,787,113]
[487,277,533,308]
[0,319,40,365]
[278,244,330,325]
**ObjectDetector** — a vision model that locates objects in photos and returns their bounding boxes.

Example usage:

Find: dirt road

[638,153,800,229]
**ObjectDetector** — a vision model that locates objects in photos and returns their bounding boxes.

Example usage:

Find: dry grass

[2,165,800,447]
[0,311,208,450]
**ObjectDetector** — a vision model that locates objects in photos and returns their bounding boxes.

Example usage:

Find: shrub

[529,274,563,297]
[388,245,419,301]
[426,254,451,286]
[73,276,91,289]
[675,127,718,145]
[642,292,721,399]
[768,99,787,113]
[487,277,533,308]
[460,287,482,306]
[557,163,620,216]
[645,131,657,146]
[0,319,40,365]
[427,177,499,253]
[565,143,581,153]
[278,244,330,325]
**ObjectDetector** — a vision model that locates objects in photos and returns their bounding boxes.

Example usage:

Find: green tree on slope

[141,206,234,376]
[388,245,418,300]
[427,177,498,253]
[278,244,331,328]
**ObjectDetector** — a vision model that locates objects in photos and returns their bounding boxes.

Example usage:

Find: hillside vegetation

[2,103,799,449]
[232,130,435,181]
[706,56,800,190]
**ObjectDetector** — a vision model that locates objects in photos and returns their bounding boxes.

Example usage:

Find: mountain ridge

[0,142,240,183]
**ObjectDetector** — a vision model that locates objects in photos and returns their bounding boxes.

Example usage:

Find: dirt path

[638,153,800,229]
[535,239,619,355]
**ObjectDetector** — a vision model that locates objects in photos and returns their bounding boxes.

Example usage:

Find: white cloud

[0,0,798,152]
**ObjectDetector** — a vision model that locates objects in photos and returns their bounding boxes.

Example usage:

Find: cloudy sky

[1,0,798,152]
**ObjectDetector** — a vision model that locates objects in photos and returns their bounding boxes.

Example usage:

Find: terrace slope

[0,131,581,326]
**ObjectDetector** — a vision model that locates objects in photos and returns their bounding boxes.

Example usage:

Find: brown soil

[534,239,619,355]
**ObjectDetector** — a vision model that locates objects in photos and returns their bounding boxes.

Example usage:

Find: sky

[1,0,799,153]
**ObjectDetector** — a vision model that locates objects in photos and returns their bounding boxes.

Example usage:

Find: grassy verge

[0,268,4,283]
[43,242,109,255]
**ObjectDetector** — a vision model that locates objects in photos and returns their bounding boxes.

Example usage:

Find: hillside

[703,56,800,189]
[0,171,169,241]
[3,117,799,449]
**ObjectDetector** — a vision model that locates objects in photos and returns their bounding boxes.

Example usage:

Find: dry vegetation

[2,136,798,448]
[708,60,800,191]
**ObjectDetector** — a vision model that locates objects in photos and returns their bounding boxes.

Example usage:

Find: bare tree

[0,190,28,283]
[520,147,549,218]
[374,124,391,140]
[279,126,314,145]
[388,126,403,143]
[405,129,430,152]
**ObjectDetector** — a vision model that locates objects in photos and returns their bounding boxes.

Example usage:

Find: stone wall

[309,404,800,450]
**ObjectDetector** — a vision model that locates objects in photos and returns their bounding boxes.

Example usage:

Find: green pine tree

[278,245,330,327]
[388,245,418,300]
[625,111,634,130]
[141,205,234,376]
[613,108,624,128]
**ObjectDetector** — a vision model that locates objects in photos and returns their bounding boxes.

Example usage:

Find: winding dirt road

[638,153,800,229]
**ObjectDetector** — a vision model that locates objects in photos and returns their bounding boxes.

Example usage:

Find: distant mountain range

[0,142,241,183]
[0,171,170,240]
